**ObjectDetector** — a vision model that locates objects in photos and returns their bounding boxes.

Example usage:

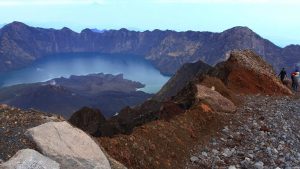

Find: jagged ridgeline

[0,21,299,76]
[92,50,294,169]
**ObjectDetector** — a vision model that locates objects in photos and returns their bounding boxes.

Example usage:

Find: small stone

[212,149,219,154]
[190,156,199,163]
[254,161,264,169]
[201,151,208,157]
[241,157,252,168]
[272,148,279,154]
[221,138,227,142]
[248,153,254,159]
[279,141,285,144]
[222,126,230,133]
[228,165,237,169]
[222,148,234,157]
[278,144,284,151]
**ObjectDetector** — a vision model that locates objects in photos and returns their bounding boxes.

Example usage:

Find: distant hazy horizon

[0,0,299,47]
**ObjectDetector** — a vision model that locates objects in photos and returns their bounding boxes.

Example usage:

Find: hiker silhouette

[278,68,287,83]
[291,69,299,92]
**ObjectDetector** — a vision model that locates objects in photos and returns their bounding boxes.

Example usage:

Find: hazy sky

[0,0,299,47]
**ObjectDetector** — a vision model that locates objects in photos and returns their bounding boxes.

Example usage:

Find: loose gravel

[187,94,300,169]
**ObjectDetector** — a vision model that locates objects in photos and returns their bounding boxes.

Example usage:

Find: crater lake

[0,53,170,93]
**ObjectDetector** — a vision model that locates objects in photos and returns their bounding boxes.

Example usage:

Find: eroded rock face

[25,121,111,169]
[154,60,212,101]
[195,85,236,113]
[0,149,60,169]
[209,50,292,95]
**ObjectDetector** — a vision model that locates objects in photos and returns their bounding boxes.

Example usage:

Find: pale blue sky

[0,0,299,47]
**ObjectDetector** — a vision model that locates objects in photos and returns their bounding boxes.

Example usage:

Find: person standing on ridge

[278,68,287,83]
[291,69,299,92]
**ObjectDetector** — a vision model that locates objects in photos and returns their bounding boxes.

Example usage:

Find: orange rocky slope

[208,50,292,95]
[99,109,226,169]
[84,50,292,169]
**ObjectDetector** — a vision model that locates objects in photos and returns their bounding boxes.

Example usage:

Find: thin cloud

[0,0,105,6]
[153,0,300,5]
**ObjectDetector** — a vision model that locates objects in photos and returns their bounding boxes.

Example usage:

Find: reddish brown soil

[208,50,292,96]
[98,105,228,169]
[226,66,291,95]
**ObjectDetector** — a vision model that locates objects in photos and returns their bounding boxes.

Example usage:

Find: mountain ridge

[1,21,299,75]
[93,50,294,169]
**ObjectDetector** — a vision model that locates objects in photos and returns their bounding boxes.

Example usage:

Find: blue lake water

[0,53,170,93]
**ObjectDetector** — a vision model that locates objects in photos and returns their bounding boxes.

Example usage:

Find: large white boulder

[26,121,111,169]
[0,149,60,169]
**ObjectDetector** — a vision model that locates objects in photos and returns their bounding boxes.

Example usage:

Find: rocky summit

[208,50,292,95]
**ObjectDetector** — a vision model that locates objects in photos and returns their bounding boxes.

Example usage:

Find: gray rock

[240,157,252,168]
[228,165,237,169]
[190,156,199,163]
[26,121,111,169]
[201,152,208,157]
[222,148,235,157]
[222,126,230,133]
[254,161,264,169]
[212,149,219,155]
[272,148,279,154]
[0,149,59,169]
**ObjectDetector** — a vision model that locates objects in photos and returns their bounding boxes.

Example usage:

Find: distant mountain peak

[60,27,74,32]
[284,44,300,49]
[8,21,27,26]
[223,26,254,34]
[2,21,30,30]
